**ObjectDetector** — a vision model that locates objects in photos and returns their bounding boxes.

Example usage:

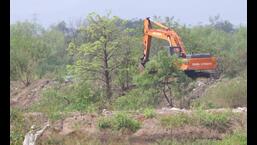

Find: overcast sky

[10,0,247,27]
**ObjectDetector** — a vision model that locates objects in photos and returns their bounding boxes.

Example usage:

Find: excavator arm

[140,18,186,67]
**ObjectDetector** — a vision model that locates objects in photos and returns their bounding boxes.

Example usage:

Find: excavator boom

[141,18,186,66]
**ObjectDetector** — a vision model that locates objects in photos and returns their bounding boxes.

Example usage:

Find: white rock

[170,107,182,111]
[102,109,112,116]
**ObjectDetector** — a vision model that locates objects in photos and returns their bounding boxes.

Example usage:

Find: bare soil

[21,108,246,145]
[10,78,246,144]
[10,79,57,108]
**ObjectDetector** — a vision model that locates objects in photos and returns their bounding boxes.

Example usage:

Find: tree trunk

[125,59,129,90]
[163,78,173,107]
[103,43,112,100]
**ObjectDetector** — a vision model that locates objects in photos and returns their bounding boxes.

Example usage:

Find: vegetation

[29,83,98,119]
[152,131,246,145]
[143,108,156,118]
[161,113,192,128]
[194,108,232,131]
[10,108,26,145]
[160,109,233,131]
[192,72,247,109]
[11,13,246,109]
[97,113,140,132]
[10,12,247,145]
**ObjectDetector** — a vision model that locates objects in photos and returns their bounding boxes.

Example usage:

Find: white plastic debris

[102,109,112,116]
[232,107,247,113]
[23,122,50,145]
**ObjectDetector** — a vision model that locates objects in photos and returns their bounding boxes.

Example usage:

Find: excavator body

[180,54,217,71]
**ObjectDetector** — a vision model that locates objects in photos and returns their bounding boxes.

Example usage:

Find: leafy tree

[114,28,141,93]
[36,28,66,77]
[134,50,191,107]
[67,13,126,100]
[209,15,235,33]
[10,21,49,86]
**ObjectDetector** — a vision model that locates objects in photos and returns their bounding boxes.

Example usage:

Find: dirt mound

[31,108,246,145]
[34,112,99,136]
[10,79,56,108]
[129,117,222,144]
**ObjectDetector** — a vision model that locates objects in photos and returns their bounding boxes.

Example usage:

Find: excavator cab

[186,53,212,58]
[164,46,182,57]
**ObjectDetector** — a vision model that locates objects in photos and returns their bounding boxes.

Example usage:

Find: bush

[219,130,247,145]
[194,108,231,131]
[152,131,246,145]
[143,108,156,119]
[29,81,99,119]
[114,88,159,110]
[98,117,112,129]
[10,108,26,145]
[194,75,247,108]
[97,113,140,132]
[114,113,140,132]
[29,88,67,120]
[160,113,193,128]
[160,108,233,132]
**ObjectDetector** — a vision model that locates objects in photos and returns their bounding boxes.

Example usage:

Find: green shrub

[143,108,156,119]
[152,131,246,145]
[10,108,26,145]
[97,113,140,132]
[160,109,232,131]
[98,117,112,129]
[219,131,247,145]
[193,75,246,108]
[113,113,141,132]
[29,82,98,119]
[114,88,158,110]
[160,113,193,128]
[29,88,67,120]
[194,108,232,131]
[151,130,246,145]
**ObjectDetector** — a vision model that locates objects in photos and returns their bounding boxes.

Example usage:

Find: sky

[10,0,247,28]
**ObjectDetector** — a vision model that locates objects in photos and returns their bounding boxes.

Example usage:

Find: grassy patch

[193,75,246,109]
[151,131,246,145]
[10,108,26,145]
[160,113,193,128]
[219,130,247,145]
[114,88,159,111]
[97,113,140,132]
[28,85,98,120]
[160,109,233,132]
[98,117,113,129]
[143,108,156,119]
[28,88,67,120]
[194,109,231,131]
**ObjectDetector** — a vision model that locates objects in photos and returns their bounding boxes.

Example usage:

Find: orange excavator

[139,17,218,77]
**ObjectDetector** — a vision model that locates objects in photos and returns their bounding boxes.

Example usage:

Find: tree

[67,13,126,100]
[10,21,49,86]
[209,15,235,33]
[134,50,191,107]
[37,26,71,79]
[114,28,141,93]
